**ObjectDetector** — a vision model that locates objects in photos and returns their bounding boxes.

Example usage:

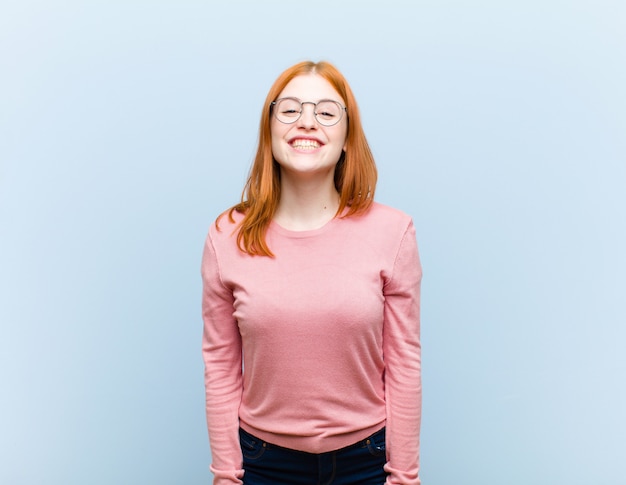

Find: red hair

[218,60,377,256]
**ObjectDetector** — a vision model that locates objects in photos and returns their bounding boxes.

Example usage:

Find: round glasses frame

[271,97,347,127]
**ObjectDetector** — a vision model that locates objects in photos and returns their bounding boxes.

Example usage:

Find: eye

[276,98,302,118]
[315,101,341,121]
[317,110,336,119]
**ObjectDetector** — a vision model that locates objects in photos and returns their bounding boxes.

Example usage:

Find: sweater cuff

[209,464,244,485]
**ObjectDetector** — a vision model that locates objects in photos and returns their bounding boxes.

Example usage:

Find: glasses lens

[273,98,345,126]
[315,101,343,126]
[274,98,302,123]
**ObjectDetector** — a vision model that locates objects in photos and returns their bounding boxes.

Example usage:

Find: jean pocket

[365,428,386,457]
[239,428,267,461]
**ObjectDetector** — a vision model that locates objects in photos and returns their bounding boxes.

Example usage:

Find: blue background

[1,1,624,483]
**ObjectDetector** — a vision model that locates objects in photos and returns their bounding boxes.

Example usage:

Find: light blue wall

[1,1,624,483]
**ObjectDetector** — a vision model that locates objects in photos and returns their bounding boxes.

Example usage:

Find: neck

[274,173,340,231]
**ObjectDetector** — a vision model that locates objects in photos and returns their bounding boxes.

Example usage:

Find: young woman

[201,60,422,485]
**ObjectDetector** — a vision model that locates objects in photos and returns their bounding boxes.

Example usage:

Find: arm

[201,233,244,485]
[382,220,422,485]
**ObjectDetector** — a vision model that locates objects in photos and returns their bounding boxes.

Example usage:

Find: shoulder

[337,202,416,254]
[368,202,412,222]
[355,202,414,234]
[206,208,244,247]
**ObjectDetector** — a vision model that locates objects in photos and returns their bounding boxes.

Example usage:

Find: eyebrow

[277,96,345,105]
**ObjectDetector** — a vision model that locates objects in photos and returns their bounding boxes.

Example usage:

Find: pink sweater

[201,202,422,484]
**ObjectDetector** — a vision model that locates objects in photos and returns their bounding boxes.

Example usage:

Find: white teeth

[291,139,320,149]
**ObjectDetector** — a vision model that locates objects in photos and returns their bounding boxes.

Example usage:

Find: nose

[297,102,318,129]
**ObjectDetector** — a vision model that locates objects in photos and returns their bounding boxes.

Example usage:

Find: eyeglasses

[271,97,347,127]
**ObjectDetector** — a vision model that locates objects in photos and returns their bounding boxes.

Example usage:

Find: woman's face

[270,74,348,179]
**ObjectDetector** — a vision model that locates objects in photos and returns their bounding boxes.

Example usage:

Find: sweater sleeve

[201,231,244,485]
[382,220,423,485]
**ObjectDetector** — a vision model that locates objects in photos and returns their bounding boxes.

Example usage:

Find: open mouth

[290,138,322,150]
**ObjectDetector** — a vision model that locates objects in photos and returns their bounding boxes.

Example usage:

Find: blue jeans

[239,427,388,485]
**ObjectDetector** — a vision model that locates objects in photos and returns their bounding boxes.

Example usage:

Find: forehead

[278,74,345,104]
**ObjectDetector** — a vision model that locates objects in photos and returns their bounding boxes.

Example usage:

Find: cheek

[269,122,281,142]
[270,123,287,158]
[271,138,283,163]
[339,125,348,151]
[271,130,285,163]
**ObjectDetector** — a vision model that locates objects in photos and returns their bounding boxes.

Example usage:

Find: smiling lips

[290,138,322,150]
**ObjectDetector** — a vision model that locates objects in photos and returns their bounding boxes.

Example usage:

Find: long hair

[218,60,377,256]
